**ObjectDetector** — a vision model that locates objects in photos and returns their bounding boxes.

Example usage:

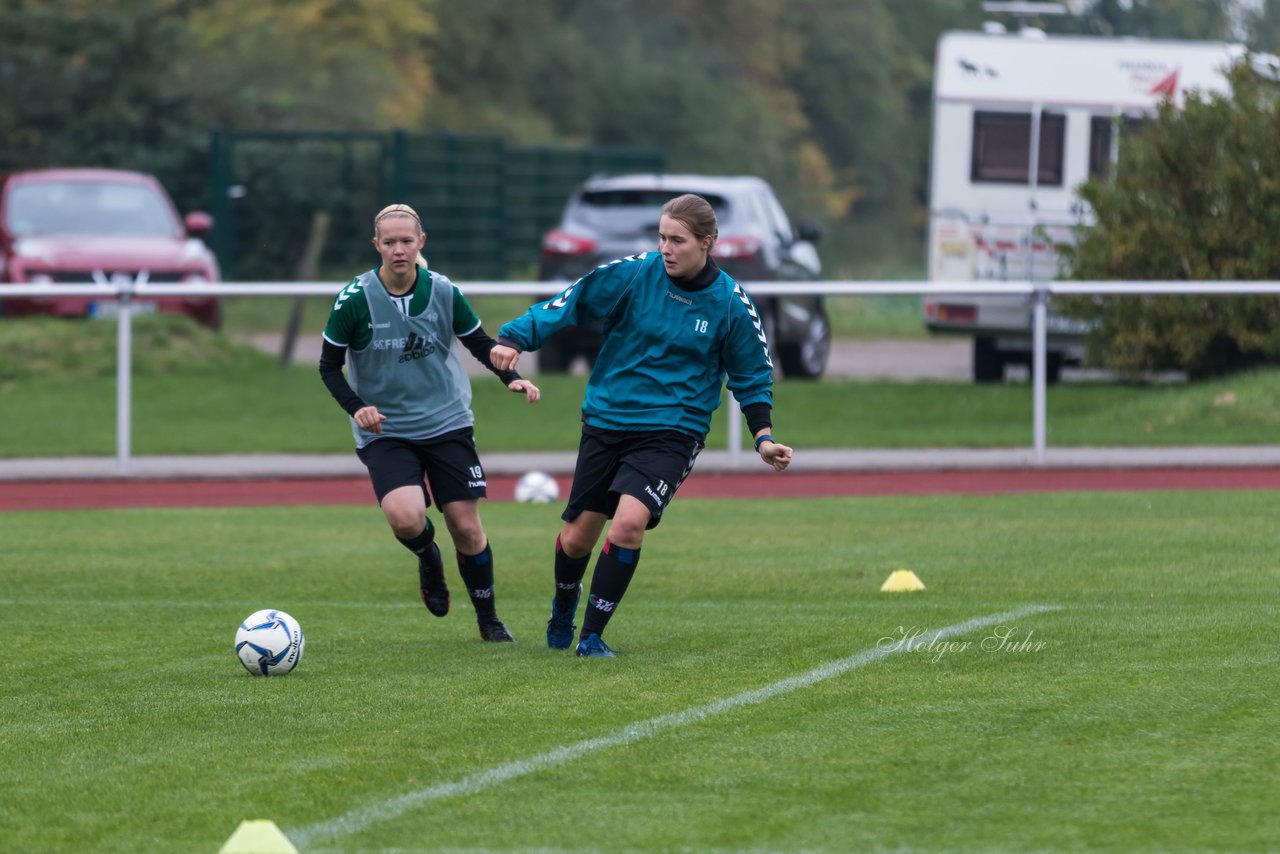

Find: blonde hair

[373,203,427,268]
[373,203,423,237]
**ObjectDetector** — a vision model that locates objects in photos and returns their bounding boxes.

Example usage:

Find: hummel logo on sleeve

[734,283,773,368]
[546,281,578,310]
[544,253,648,310]
[333,280,362,311]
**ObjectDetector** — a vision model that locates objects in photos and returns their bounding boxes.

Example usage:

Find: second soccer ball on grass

[514,470,559,504]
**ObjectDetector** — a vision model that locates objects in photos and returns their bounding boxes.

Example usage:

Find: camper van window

[1088,115,1146,180]
[970,111,1065,186]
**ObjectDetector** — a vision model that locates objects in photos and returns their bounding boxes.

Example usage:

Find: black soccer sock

[554,534,591,612]
[403,518,447,613]
[457,543,498,621]
[581,539,640,639]
[397,516,436,555]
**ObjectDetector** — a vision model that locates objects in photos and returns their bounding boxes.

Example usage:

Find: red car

[0,168,222,327]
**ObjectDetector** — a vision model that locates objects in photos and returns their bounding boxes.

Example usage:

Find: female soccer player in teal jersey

[492,194,793,657]
[321,204,540,643]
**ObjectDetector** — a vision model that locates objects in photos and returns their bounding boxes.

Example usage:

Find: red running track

[2,468,1279,512]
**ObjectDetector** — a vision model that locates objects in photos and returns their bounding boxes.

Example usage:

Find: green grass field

[2,492,1276,852]
[5,315,1280,457]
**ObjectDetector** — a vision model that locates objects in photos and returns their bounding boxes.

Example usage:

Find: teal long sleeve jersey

[499,251,773,437]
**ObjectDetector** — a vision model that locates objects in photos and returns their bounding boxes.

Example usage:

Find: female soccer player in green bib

[321,204,540,643]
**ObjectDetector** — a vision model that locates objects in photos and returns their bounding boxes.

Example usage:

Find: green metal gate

[209,130,663,281]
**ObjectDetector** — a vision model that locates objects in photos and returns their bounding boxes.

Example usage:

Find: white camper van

[924,27,1245,381]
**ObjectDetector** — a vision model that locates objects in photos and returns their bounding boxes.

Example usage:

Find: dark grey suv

[537,173,830,377]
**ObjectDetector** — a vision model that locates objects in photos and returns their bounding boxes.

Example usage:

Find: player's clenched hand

[490,344,520,371]
[354,405,386,434]
[758,440,792,472]
[508,378,540,403]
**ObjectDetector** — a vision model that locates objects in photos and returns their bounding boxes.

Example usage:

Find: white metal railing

[5,278,1278,474]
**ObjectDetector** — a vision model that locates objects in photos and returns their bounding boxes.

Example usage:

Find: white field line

[289,603,1061,849]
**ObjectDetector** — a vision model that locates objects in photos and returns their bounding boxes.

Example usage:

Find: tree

[1244,0,1280,52]
[0,0,202,193]
[1062,0,1236,40]
[183,0,437,131]
[1060,60,1280,377]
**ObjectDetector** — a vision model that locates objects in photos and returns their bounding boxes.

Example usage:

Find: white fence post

[727,393,743,466]
[102,273,144,475]
[115,290,133,475]
[1032,285,1048,464]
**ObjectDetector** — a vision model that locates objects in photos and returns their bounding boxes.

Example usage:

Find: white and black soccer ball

[514,470,559,504]
[235,609,305,676]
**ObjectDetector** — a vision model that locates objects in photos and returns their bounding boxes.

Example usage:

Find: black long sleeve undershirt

[458,326,523,386]
[318,339,364,416]
[318,326,522,417]
[740,401,772,437]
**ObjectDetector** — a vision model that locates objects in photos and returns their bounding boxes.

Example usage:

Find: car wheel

[973,336,1005,383]
[209,300,223,331]
[1015,352,1063,383]
[1045,353,1063,384]
[190,300,222,330]
[778,307,830,379]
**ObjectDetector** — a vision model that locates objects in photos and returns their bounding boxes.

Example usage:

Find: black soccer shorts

[356,428,488,507]
[562,425,704,529]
